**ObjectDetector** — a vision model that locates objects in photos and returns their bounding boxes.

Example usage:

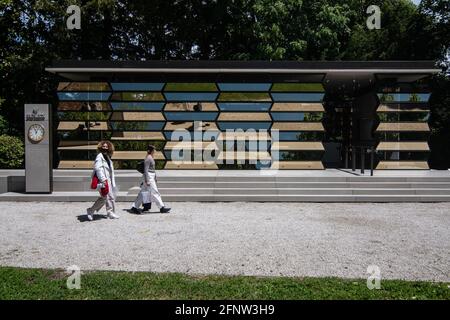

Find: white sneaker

[86,209,94,221]
[107,212,120,219]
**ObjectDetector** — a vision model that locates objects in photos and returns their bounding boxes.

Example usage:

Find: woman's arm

[94,154,107,182]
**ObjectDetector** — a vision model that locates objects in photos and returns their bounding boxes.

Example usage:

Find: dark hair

[147,144,155,153]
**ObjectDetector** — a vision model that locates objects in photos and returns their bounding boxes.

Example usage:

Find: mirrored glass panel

[378,93,431,103]
[111,83,164,91]
[271,83,324,92]
[110,102,164,111]
[110,121,165,131]
[111,92,164,101]
[217,122,271,130]
[58,102,111,111]
[57,92,111,101]
[277,131,325,141]
[114,140,165,151]
[164,92,218,101]
[164,83,217,91]
[378,112,430,122]
[217,83,271,92]
[218,92,271,102]
[271,93,324,102]
[217,103,271,111]
[164,130,220,141]
[277,151,324,161]
[58,82,110,91]
[164,112,218,121]
[377,151,429,161]
[271,112,324,122]
[58,112,111,121]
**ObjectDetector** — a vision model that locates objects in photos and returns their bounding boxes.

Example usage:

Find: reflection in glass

[58,102,110,111]
[58,82,110,91]
[164,112,218,121]
[277,131,324,141]
[217,83,271,92]
[110,102,164,111]
[377,112,429,122]
[57,92,111,101]
[271,83,324,92]
[217,122,271,130]
[58,112,111,121]
[111,83,164,91]
[111,92,164,101]
[110,121,165,131]
[271,93,324,102]
[164,92,218,101]
[377,93,431,103]
[218,92,271,102]
[277,151,324,161]
[164,83,217,91]
[217,103,271,111]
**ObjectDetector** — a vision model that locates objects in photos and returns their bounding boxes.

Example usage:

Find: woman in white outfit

[86,141,119,220]
[130,144,171,214]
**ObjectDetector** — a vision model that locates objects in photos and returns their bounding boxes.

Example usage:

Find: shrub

[0,135,24,169]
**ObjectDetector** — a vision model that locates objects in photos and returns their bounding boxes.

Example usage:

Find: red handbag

[90,173,99,189]
[100,180,109,197]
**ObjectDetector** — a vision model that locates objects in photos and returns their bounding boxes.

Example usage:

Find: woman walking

[86,141,119,220]
[130,144,171,214]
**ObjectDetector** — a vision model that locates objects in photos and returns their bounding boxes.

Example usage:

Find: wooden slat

[57,122,108,131]
[270,161,324,169]
[110,112,165,121]
[164,121,218,131]
[271,103,324,112]
[271,142,324,151]
[164,161,218,169]
[377,142,430,151]
[217,113,271,121]
[164,102,218,111]
[271,122,324,131]
[111,132,165,140]
[58,144,98,150]
[376,122,430,132]
[376,161,429,169]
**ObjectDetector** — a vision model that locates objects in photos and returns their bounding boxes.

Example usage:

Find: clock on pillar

[24,104,53,193]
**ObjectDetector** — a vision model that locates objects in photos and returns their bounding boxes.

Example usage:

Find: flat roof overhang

[45,60,441,83]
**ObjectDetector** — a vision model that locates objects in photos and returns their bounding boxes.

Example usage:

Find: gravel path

[0,202,448,282]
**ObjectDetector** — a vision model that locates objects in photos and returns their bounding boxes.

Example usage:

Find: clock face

[28,124,45,143]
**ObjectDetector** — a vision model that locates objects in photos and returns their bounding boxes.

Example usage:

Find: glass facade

[56,81,325,169]
[375,84,431,169]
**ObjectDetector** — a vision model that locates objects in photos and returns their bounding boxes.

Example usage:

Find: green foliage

[0,135,24,169]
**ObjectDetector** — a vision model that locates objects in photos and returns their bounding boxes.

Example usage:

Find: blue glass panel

[164,112,218,121]
[164,131,220,141]
[57,92,111,101]
[110,102,164,111]
[217,103,272,111]
[377,93,431,103]
[110,121,165,131]
[164,92,218,101]
[111,83,164,91]
[217,122,271,130]
[271,93,324,102]
[271,113,305,121]
[218,83,272,92]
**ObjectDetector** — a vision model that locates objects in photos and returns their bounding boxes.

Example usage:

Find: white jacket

[93,153,116,188]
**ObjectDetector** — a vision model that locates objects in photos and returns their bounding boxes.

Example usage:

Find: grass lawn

[0,266,448,300]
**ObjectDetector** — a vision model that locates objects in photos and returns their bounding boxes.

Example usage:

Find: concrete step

[1,192,450,202]
[151,188,450,196]
[52,180,450,191]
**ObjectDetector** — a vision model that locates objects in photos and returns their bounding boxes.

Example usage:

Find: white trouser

[88,179,116,215]
[133,172,165,209]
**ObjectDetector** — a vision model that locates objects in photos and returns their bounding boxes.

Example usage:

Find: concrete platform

[1,169,450,202]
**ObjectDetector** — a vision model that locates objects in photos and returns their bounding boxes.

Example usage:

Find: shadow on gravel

[76,215,108,222]
[122,208,161,215]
